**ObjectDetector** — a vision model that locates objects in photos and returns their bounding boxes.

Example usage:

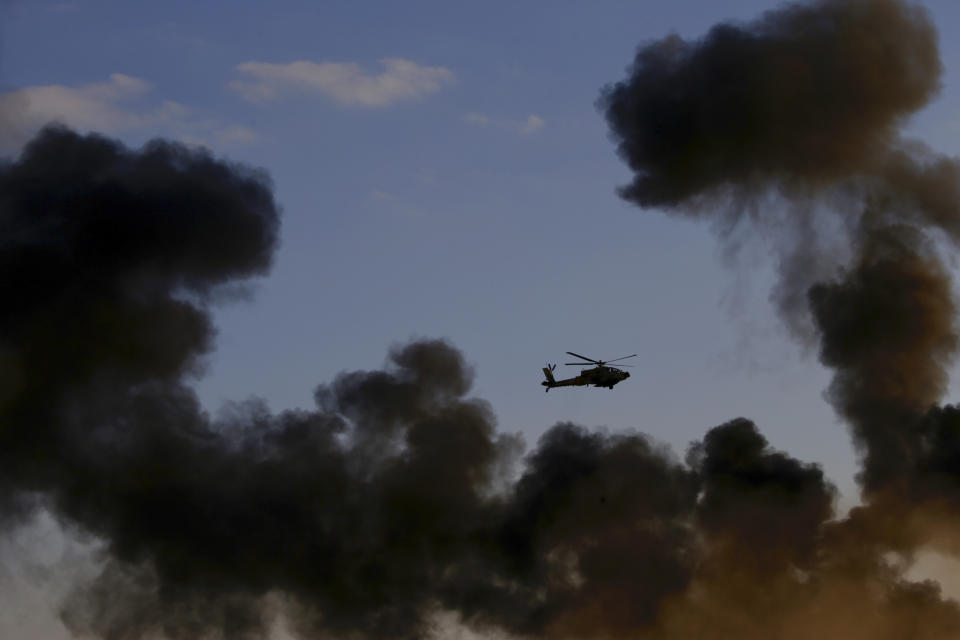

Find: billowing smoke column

[5,0,960,636]
[598,0,960,631]
[601,0,960,534]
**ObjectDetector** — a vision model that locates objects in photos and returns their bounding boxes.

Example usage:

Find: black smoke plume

[600,0,960,631]
[600,0,941,208]
[602,0,960,509]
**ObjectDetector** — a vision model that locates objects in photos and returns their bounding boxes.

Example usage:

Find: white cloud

[519,114,545,135]
[176,125,260,151]
[463,112,489,125]
[231,58,455,107]
[0,74,183,151]
[46,2,79,13]
[0,74,257,154]
[213,124,258,145]
[0,74,172,136]
[462,112,546,136]
[370,190,400,202]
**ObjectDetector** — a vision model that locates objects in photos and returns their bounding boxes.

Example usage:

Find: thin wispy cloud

[370,189,400,202]
[367,189,433,218]
[212,124,258,145]
[0,74,257,153]
[463,112,489,126]
[519,114,545,134]
[46,2,79,13]
[154,21,215,54]
[231,58,455,107]
[463,111,546,135]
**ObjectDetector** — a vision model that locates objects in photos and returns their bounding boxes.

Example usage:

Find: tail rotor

[541,363,557,391]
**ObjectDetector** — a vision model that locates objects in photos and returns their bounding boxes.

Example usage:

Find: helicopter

[541,352,637,391]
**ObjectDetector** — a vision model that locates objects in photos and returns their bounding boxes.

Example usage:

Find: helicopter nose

[625,371,630,378]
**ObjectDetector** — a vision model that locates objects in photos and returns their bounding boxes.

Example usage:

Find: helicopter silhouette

[541,352,637,391]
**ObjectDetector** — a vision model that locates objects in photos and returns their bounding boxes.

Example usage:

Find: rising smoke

[600,0,960,530]
[599,0,960,633]
[4,0,960,637]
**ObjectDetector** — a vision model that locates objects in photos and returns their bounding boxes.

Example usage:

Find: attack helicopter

[541,352,637,391]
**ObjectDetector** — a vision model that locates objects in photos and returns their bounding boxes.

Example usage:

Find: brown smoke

[597,0,960,636]
[601,0,960,525]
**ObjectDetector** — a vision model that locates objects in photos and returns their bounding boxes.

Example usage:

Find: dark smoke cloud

[0,126,279,522]
[810,224,957,491]
[600,0,941,208]
[691,417,834,570]
[601,0,960,526]
[495,423,697,636]
[598,0,960,636]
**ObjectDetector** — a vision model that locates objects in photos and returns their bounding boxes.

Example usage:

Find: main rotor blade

[564,362,635,367]
[566,351,600,363]
[605,354,639,363]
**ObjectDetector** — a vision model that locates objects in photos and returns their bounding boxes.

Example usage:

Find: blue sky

[2,1,960,634]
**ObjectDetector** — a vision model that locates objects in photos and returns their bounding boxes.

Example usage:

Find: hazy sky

[3,1,960,637]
